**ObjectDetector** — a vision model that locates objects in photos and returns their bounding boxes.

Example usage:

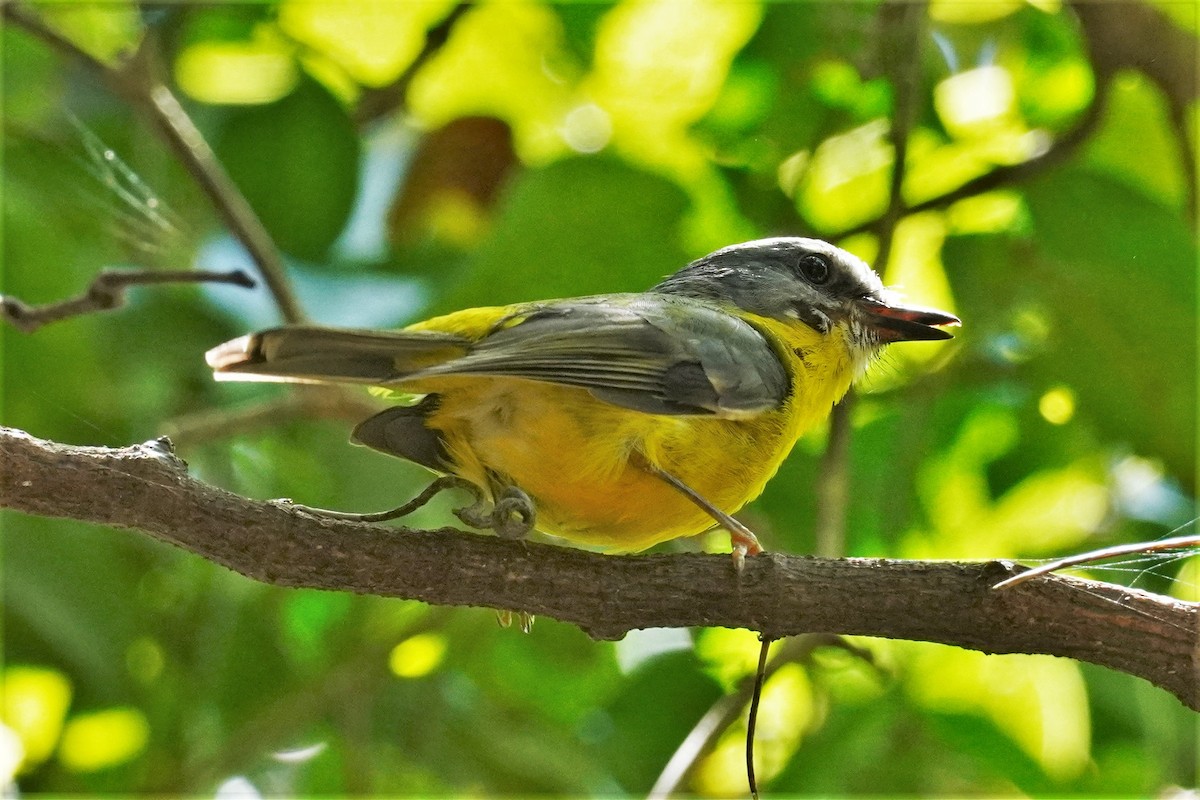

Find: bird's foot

[454,485,536,540]
[730,526,764,572]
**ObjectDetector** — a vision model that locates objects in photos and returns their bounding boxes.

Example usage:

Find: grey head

[653,237,959,348]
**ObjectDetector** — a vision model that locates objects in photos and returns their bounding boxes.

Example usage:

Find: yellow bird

[207,238,958,560]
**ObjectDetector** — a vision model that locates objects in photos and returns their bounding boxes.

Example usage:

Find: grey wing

[407,295,790,416]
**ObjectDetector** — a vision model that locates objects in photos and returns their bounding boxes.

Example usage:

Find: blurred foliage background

[2,0,1197,795]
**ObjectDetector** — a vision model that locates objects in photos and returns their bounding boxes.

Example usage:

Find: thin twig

[745,636,773,800]
[873,0,928,261]
[1,268,254,333]
[648,635,871,798]
[993,533,1200,590]
[816,3,926,560]
[3,2,307,324]
[777,8,929,793]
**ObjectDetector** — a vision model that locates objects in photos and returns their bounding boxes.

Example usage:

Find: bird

[206,237,958,562]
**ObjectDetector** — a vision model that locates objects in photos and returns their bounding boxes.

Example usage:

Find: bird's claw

[454,485,535,540]
[730,528,763,573]
[496,609,536,632]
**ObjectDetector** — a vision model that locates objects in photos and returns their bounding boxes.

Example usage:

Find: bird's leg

[285,473,534,541]
[285,475,482,523]
[640,461,763,570]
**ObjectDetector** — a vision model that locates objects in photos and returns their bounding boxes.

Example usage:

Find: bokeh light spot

[1038,385,1076,425]
[389,633,447,679]
[1,666,72,773]
[58,708,149,773]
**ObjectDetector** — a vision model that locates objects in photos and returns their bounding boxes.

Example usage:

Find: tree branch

[2,426,1196,709]
[3,2,307,324]
[0,267,254,333]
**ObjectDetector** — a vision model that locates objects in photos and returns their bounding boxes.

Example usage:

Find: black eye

[797,253,831,285]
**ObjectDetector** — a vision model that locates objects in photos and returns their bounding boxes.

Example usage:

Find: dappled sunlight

[561,102,613,154]
[279,0,457,88]
[910,405,1110,558]
[587,0,762,149]
[905,644,1090,782]
[0,725,22,786]
[861,214,959,389]
[1171,557,1200,602]
[1017,58,1093,125]
[176,30,298,105]
[389,633,448,679]
[0,667,71,775]
[881,215,957,320]
[613,628,693,674]
[809,59,893,120]
[798,119,892,231]
[37,4,141,63]
[811,642,887,704]
[933,65,1038,166]
[1037,385,1077,425]
[934,65,1019,140]
[946,190,1024,234]
[904,127,998,205]
[585,0,764,248]
[694,627,763,691]
[58,708,149,773]
[408,2,574,162]
[929,0,1024,25]
[5,0,1195,794]
[981,464,1109,552]
[1110,455,1192,525]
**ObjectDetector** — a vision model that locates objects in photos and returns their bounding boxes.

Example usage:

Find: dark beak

[857,297,960,343]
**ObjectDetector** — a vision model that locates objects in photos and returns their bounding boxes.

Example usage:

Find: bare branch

[3,2,307,324]
[0,267,254,333]
[2,426,1196,710]
[993,533,1200,590]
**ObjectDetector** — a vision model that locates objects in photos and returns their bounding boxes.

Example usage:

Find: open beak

[857,296,960,343]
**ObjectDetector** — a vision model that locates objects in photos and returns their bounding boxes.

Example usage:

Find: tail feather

[206,325,470,385]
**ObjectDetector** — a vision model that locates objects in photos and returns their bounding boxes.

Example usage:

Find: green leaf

[599,650,723,791]
[1024,168,1196,485]
[431,157,690,312]
[212,75,360,261]
[2,517,144,700]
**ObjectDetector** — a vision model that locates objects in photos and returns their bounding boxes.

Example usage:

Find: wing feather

[410,296,789,416]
